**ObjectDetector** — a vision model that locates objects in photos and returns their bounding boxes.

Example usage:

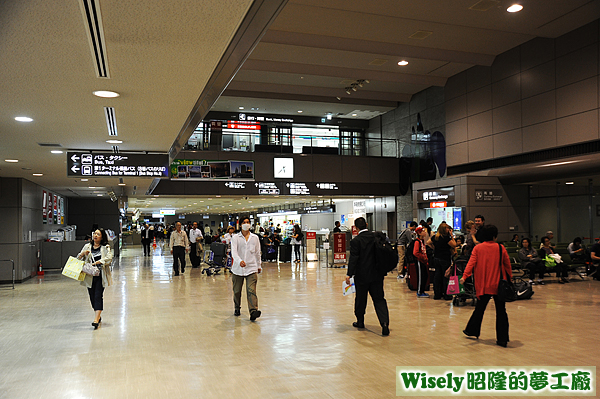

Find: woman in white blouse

[230,216,262,321]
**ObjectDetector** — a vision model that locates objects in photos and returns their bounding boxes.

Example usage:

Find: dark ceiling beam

[167,0,289,161]
[221,90,399,108]
[241,59,448,86]
[261,30,496,66]
[226,81,412,102]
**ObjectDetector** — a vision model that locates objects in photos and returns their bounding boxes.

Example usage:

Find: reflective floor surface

[1,244,599,398]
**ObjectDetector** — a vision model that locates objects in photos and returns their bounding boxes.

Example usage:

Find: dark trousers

[465,294,509,343]
[173,246,186,274]
[190,243,199,267]
[433,258,451,298]
[553,263,568,278]
[142,239,151,255]
[525,260,545,279]
[293,244,301,261]
[87,274,104,311]
[354,279,389,327]
[417,260,428,294]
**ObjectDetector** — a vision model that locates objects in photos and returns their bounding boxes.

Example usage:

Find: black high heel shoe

[92,318,101,329]
[463,330,479,339]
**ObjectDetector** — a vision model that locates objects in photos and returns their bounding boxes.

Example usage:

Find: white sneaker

[528,279,533,284]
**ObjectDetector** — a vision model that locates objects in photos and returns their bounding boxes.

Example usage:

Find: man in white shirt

[170,222,190,276]
[189,222,203,268]
[231,216,262,320]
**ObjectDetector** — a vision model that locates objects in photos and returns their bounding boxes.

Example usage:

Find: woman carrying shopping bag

[77,228,113,329]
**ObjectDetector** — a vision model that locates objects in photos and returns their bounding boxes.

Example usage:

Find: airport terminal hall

[3,1,600,398]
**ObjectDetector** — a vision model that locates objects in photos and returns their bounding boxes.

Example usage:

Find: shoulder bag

[497,243,517,302]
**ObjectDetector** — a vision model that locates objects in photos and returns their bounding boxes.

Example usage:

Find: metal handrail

[0,259,15,289]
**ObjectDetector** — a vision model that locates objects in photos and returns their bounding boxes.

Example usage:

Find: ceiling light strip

[104,107,118,136]
[80,0,110,78]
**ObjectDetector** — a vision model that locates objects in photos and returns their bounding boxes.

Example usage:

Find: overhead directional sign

[67,152,169,177]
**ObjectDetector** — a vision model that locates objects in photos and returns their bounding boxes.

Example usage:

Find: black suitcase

[279,244,292,263]
[406,262,430,291]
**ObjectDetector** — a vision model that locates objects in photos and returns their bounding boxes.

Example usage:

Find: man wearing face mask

[231,216,262,320]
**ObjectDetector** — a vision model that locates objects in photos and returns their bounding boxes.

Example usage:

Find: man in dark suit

[141,223,153,256]
[345,217,390,336]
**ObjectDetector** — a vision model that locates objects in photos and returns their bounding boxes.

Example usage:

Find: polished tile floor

[1,243,599,399]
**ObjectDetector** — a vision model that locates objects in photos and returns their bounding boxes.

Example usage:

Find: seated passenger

[589,240,600,280]
[567,237,588,263]
[518,238,545,285]
[511,234,520,244]
[541,236,569,284]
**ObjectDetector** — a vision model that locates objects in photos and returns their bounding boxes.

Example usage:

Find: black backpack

[513,281,534,300]
[404,238,418,263]
[373,232,399,275]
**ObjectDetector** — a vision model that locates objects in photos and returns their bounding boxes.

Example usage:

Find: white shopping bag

[343,277,355,296]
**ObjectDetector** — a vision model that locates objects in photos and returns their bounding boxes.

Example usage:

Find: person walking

[231,216,262,321]
[346,217,390,336]
[460,225,512,347]
[188,222,203,268]
[141,223,153,256]
[170,222,190,276]
[427,222,456,300]
[76,228,113,329]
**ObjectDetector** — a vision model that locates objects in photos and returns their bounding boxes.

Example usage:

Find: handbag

[82,262,100,276]
[497,244,517,302]
[446,263,463,296]
[62,256,86,281]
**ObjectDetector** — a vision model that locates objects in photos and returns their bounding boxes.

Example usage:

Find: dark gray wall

[68,198,120,239]
[0,178,67,282]
[445,20,600,167]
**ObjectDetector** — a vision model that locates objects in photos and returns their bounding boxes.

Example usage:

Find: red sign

[228,121,260,130]
[333,233,347,264]
[430,201,447,208]
[306,231,316,240]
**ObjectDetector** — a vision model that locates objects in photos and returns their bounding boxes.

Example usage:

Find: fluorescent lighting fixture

[4,159,18,163]
[15,116,33,122]
[97,194,103,196]
[118,183,126,186]
[297,110,303,113]
[352,114,358,117]
[32,173,43,176]
[536,160,581,168]
[507,4,523,12]
[239,106,244,110]
[81,179,88,181]
[565,182,574,185]
[106,140,122,144]
[398,60,409,66]
[51,150,63,154]
[93,90,120,98]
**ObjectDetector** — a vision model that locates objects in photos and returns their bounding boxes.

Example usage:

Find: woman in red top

[460,224,512,347]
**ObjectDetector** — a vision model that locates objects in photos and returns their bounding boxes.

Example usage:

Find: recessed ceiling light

[51,150,63,154]
[118,183,126,186]
[507,4,523,12]
[81,179,88,182]
[536,160,581,168]
[15,116,33,122]
[352,114,358,117]
[398,60,409,66]
[89,186,97,189]
[97,194,103,196]
[32,173,43,176]
[239,106,244,110]
[106,140,122,144]
[93,90,120,98]
[297,110,303,113]
[5,159,18,163]
[565,182,574,185]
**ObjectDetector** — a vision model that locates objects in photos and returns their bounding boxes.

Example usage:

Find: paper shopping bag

[62,256,85,281]
[446,275,462,296]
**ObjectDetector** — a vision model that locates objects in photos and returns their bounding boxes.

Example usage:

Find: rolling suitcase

[279,244,292,263]
[406,261,430,291]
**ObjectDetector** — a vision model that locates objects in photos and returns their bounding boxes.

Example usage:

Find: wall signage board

[299,205,335,214]
[287,182,310,195]
[68,152,169,177]
[239,113,294,123]
[333,233,347,265]
[227,121,260,130]
[430,201,447,208]
[171,159,254,180]
[353,200,366,216]
[225,182,246,189]
[43,190,48,224]
[417,187,455,203]
[256,182,281,195]
[306,231,317,261]
[315,183,339,190]
[474,189,503,202]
